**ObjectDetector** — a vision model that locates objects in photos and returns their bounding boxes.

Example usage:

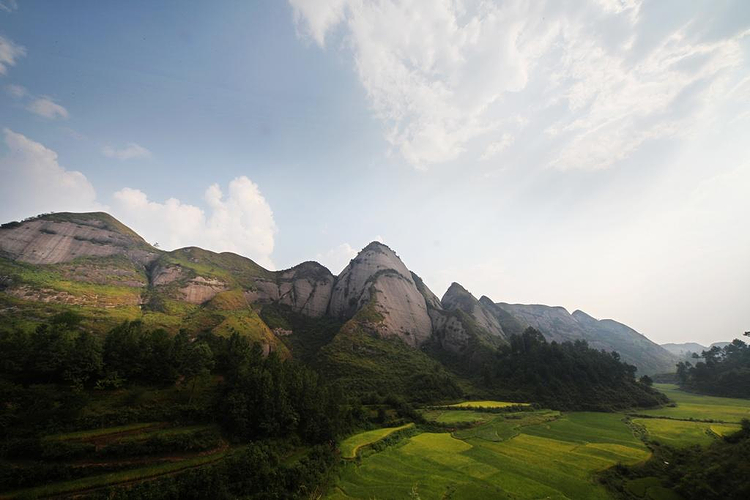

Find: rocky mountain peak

[328,241,433,347]
[0,212,158,265]
[441,282,477,311]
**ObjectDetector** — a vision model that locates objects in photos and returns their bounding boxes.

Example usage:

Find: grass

[5,448,228,498]
[339,423,414,459]
[421,410,495,424]
[330,411,649,500]
[44,423,162,441]
[448,400,529,409]
[633,418,740,447]
[637,384,750,423]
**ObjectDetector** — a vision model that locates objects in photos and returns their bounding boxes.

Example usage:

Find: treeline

[0,313,214,393]
[483,328,668,411]
[601,419,750,500]
[0,314,363,497]
[676,337,750,398]
[0,313,357,444]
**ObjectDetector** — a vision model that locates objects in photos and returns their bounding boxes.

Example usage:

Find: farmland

[330,389,750,499]
[330,410,648,500]
[339,423,415,459]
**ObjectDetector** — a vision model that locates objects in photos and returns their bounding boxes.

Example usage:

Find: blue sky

[1,0,749,345]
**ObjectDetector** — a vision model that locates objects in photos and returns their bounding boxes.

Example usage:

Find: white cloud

[27,96,69,120]
[289,0,348,47]
[0,35,25,75]
[316,242,357,274]
[290,0,749,170]
[0,129,101,222]
[5,83,26,98]
[0,0,18,13]
[480,133,514,161]
[112,176,278,268]
[103,143,152,160]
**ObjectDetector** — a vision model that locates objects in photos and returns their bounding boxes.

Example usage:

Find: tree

[64,331,103,388]
[180,341,215,404]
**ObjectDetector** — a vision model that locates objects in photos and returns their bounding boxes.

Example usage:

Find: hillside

[662,342,708,357]
[495,303,676,375]
[0,211,676,376]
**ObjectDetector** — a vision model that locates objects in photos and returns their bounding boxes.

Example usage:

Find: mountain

[328,241,434,347]
[495,304,676,375]
[0,211,676,375]
[661,342,708,357]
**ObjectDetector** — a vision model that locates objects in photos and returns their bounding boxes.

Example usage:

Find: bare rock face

[244,262,334,318]
[150,264,184,286]
[495,303,583,343]
[441,282,507,340]
[180,276,229,304]
[429,310,469,353]
[276,262,334,317]
[0,213,158,266]
[329,242,434,347]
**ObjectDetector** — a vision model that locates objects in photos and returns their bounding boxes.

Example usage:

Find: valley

[329,385,750,500]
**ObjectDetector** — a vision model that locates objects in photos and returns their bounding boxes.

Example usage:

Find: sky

[0,0,748,346]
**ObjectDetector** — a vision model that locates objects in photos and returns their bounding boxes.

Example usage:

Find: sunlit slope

[331,412,649,500]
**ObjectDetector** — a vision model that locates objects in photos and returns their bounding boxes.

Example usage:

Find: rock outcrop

[0,213,158,265]
[496,303,676,374]
[441,283,507,340]
[247,262,334,318]
[329,242,434,347]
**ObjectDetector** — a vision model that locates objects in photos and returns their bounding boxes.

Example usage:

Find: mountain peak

[0,211,158,265]
[442,282,476,309]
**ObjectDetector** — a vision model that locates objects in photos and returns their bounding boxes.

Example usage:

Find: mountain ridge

[0,211,676,374]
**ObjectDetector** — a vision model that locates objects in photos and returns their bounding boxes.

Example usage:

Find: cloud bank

[290,0,749,170]
[112,177,278,269]
[0,131,278,268]
[0,129,101,221]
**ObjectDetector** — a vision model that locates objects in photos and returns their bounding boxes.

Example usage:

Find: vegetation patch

[339,423,414,459]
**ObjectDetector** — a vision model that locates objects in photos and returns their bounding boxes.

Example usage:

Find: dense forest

[0,313,367,497]
[676,336,750,398]
[601,419,750,500]
[0,316,671,497]
[483,328,668,410]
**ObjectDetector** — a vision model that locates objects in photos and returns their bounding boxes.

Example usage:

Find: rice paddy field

[330,389,750,499]
[636,384,750,423]
[339,423,415,459]
[448,400,529,409]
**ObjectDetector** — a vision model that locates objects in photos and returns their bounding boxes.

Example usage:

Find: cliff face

[247,262,334,318]
[0,212,158,265]
[328,242,434,347]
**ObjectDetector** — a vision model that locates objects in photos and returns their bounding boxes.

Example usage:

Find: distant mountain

[661,342,708,357]
[494,304,677,375]
[0,211,676,375]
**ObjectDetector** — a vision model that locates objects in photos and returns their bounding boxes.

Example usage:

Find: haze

[1,0,748,346]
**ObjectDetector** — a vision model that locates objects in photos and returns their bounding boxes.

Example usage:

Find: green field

[633,418,740,447]
[330,411,648,499]
[339,423,414,459]
[449,400,529,409]
[330,385,750,499]
[637,384,750,422]
[421,409,496,424]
